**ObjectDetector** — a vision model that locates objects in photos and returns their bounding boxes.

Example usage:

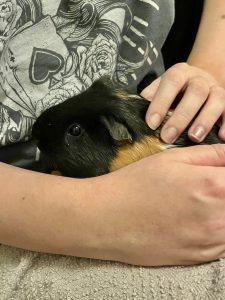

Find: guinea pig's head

[32,77,150,178]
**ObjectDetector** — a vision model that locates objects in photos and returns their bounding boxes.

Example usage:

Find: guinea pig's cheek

[64,130,83,150]
[64,135,76,149]
[64,135,71,148]
[65,140,70,148]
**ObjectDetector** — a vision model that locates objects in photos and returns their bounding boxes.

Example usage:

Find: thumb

[168,144,225,167]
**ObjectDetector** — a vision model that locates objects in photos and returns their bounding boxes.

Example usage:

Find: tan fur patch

[115,90,143,101]
[115,90,129,100]
[110,135,168,172]
[51,170,62,176]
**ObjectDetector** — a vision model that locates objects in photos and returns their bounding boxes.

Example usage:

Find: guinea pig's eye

[67,124,82,137]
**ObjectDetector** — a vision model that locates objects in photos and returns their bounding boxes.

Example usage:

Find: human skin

[1,144,225,267]
[144,0,225,144]
[1,0,225,267]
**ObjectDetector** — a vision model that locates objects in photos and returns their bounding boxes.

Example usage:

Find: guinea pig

[32,76,223,178]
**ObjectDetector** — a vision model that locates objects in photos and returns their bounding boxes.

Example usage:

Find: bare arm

[0,162,110,259]
[188,0,225,87]
[143,0,225,144]
[1,144,225,266]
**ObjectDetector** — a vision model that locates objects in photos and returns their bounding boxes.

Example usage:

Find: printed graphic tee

[0,0,174,172]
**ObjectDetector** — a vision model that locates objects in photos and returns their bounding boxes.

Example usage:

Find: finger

[166,144,225,167]
[140,77,161,101]
[160,77,209,143]
[145,63,188,129]
[189,87,225,143]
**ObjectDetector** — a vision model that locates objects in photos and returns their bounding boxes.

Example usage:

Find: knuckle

[163,67,185,87]
[192,173,225,209]
[210,86,225,100]
[200,174,225,198]
[173,107,193,124]
[152,100,168,112]
[174,62,189,70]
[148,102,169,118]
[188,78,209,98]
[201,173,217,190]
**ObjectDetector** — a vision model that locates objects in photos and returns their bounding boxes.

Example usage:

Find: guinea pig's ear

[100,116,133,146]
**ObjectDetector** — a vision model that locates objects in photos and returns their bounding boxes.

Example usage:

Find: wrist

[85,171,131,262]
[187,54,225,88]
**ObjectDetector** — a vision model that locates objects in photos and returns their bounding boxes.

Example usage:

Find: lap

[1,245,225,300]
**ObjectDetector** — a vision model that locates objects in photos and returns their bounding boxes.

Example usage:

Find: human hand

[141,63,225,144]
[97,144,225,266]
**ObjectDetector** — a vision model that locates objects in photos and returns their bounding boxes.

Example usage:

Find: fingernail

[147,113,161,129]
[162,127,178,143]
[190,126,205,142]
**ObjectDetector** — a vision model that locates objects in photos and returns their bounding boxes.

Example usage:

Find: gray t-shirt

[0,0,174,171]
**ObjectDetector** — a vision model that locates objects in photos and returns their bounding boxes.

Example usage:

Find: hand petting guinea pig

[32,76,223,178]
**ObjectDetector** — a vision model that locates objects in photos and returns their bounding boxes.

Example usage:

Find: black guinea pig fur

[32,76,223,178]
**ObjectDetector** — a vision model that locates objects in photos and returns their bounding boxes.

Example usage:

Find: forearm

[0,163,112,259]
[187,0,225,87]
